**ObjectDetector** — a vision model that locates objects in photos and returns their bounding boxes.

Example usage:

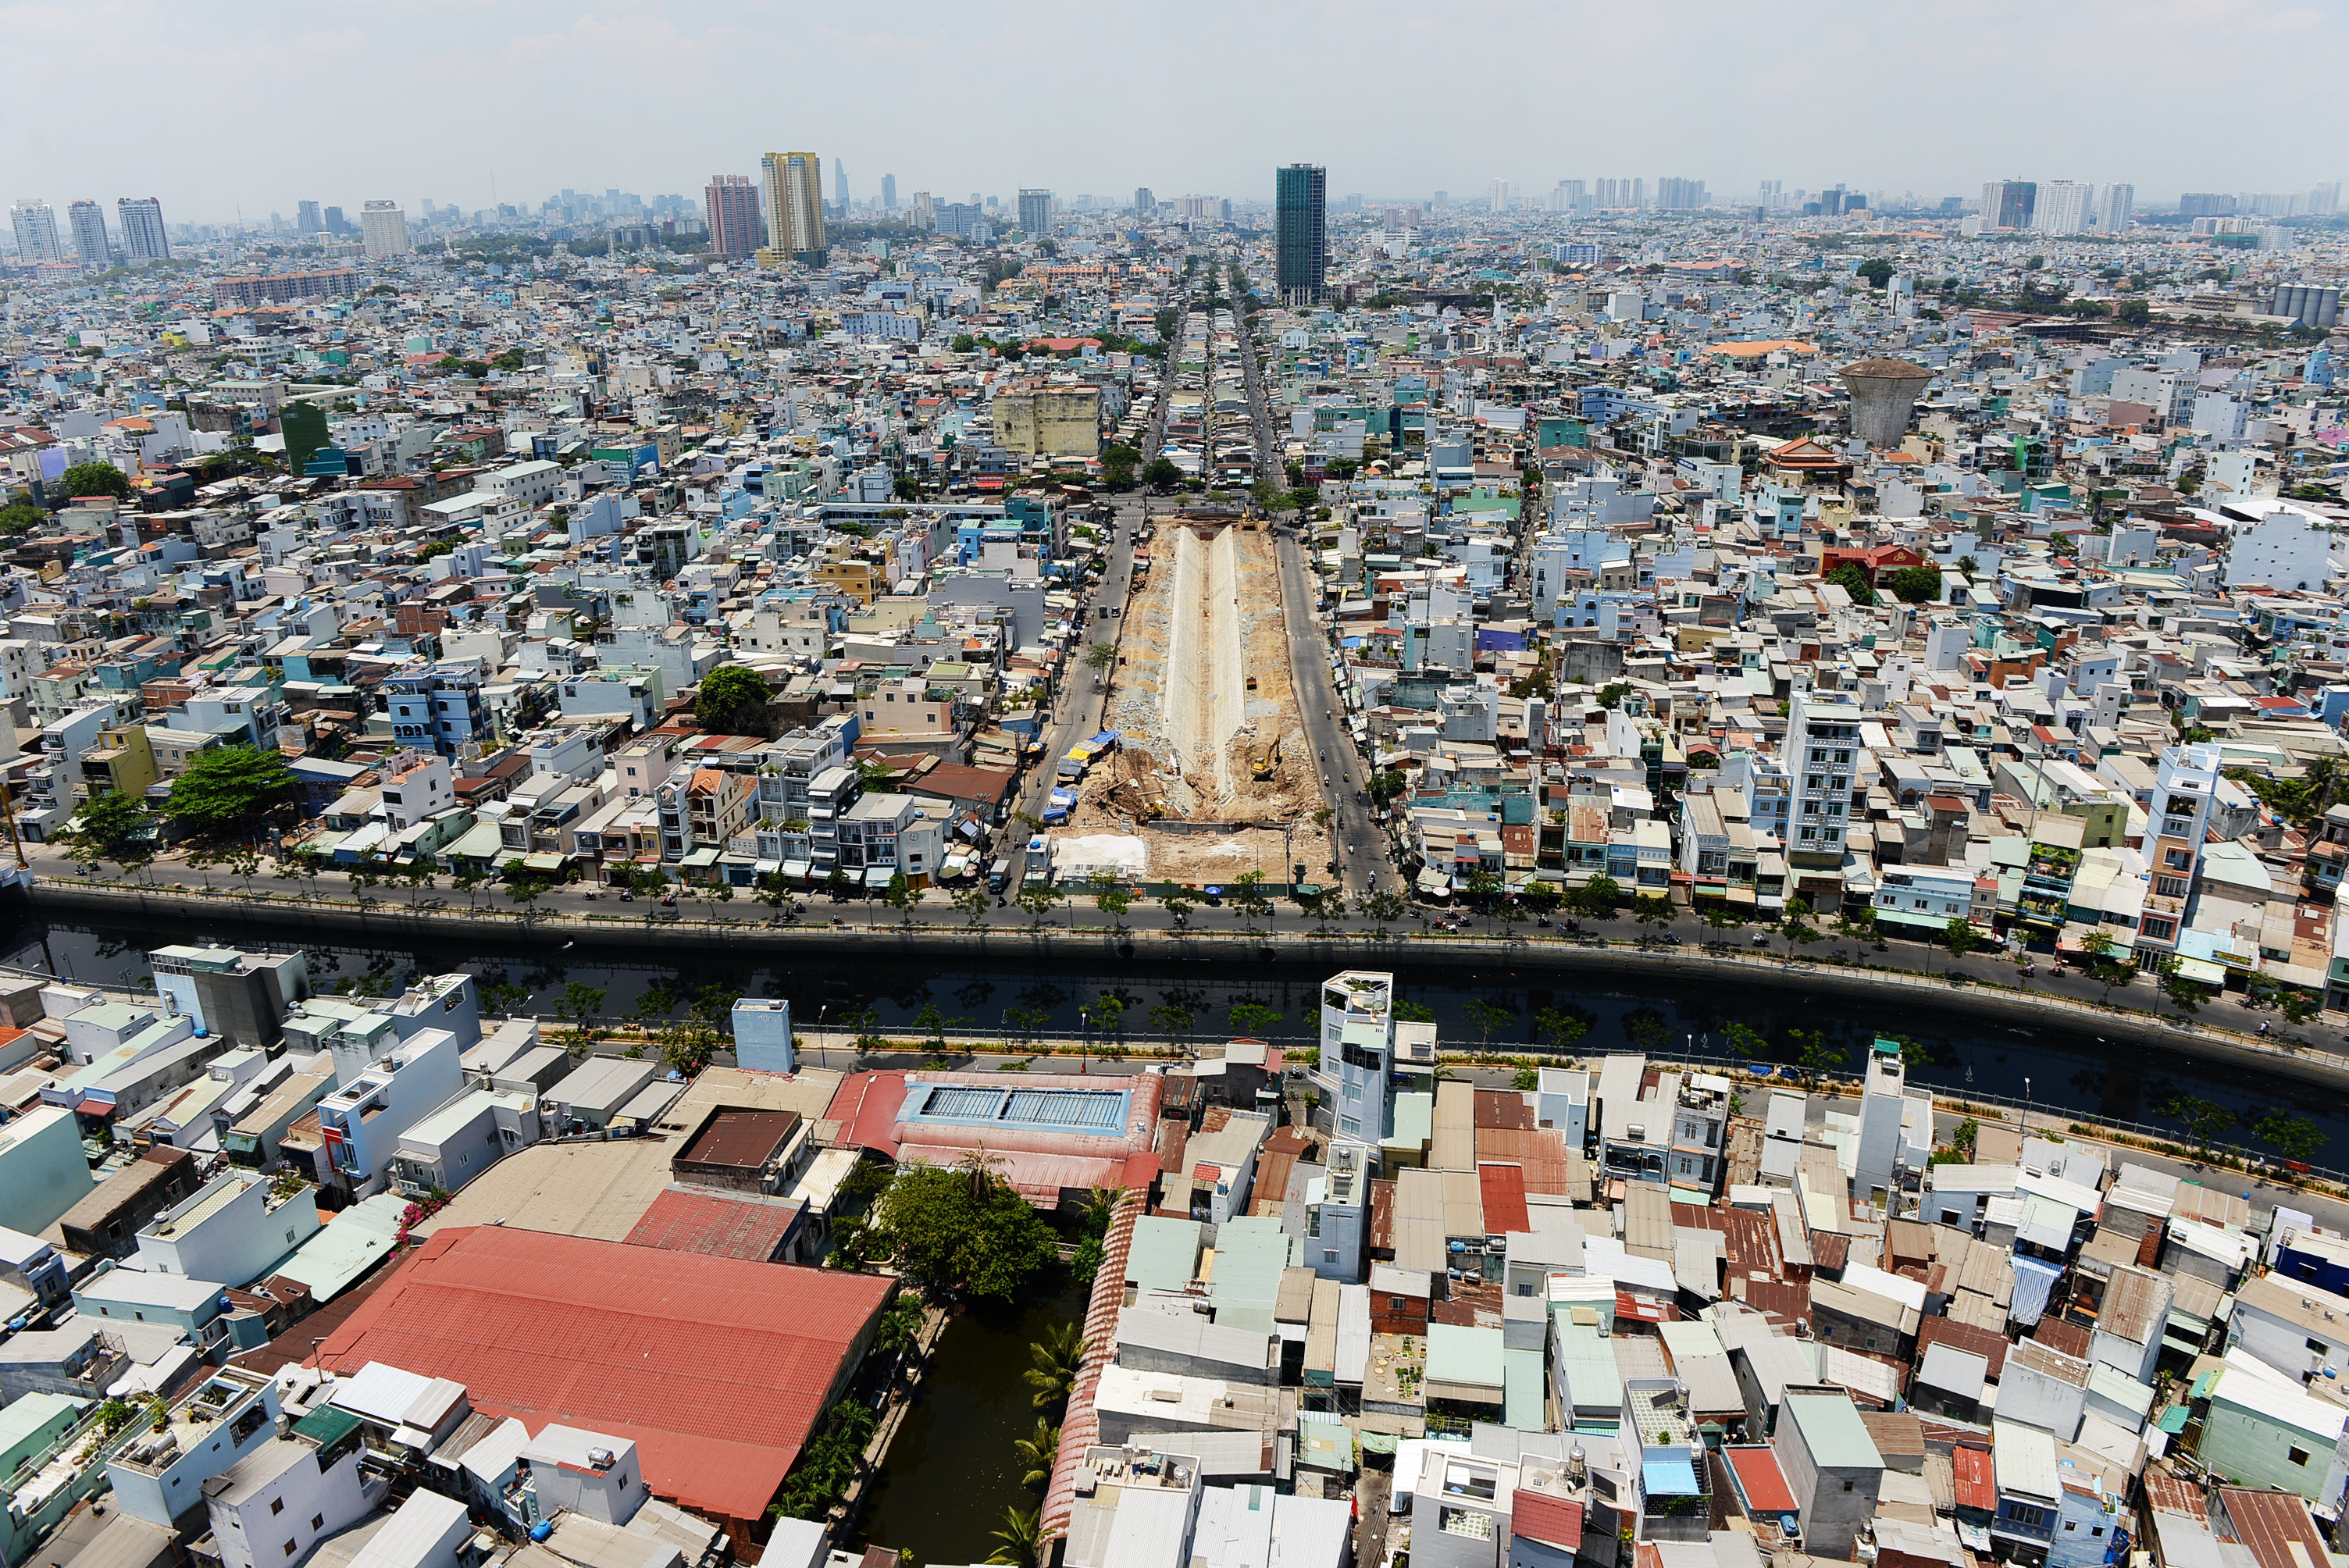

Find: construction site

[1074,510,1331,889]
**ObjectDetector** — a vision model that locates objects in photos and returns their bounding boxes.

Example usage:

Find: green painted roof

[1126,1216,1203,1295]
[1505,1348,1547,1431]
[1209,1217,1292,1335]
[273,1192,405,1303]
[1426,1323,1506,1391]
[292,1405,361,1447]
[1785,1392,1884,1470]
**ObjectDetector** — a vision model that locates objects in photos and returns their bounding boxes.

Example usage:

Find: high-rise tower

[116,197,169,262]
[360,201,411,258]
[1275,163,1327,307]
[66,201,109,271]
[759,153,825,265]
[704,174,762,258]
[9,201,64,265]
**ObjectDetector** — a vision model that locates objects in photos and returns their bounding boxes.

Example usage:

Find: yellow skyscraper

[757,151,826,265]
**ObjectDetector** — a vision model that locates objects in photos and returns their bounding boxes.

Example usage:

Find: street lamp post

[2022,1077,2032,1142]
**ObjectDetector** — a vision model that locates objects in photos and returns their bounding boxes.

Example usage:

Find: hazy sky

[7,0,2341,223]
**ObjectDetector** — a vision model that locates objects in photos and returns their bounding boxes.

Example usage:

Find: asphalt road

[1012,499,1142,827]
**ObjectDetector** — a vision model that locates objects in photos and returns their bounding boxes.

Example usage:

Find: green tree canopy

[1825,563,1877,604]
[66,789,155,864]
[58,461,130,501]
[166,744,295,839]
[0,502,45,537]
[1887,565,1944,604]
[693,664,771,736]
[867,1156,1058,1300]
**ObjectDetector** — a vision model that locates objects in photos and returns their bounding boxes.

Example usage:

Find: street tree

[166,745,295,839]
[1015,882,1064,929]
[557,982,604,1051]
[1147,1002,1196,1052]
[1087,869,1132,929]
[2164,1093,2237,1157]
[1533,1006,1589,1054]
[1463,996,1516,1048]
[2253,1107,2326,1165]
[1228,1000,1282,1037]
[63,789,154,868]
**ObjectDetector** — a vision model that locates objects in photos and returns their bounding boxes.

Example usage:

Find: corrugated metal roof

[316,1225,889,1523]
[1478,1163,1531,1235]
[1431,1079,1475,1172]
[622,1185,799,1260]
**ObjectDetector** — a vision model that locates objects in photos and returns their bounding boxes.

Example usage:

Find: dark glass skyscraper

[1275,163,1326,306]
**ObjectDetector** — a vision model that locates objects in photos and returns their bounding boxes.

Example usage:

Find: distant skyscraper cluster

[9,194,169,269]
[1976,177,2140,234]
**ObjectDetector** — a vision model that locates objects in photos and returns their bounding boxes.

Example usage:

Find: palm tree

[987,1504,1043,1566]
[1024,1321,1089,1410]
[1075,1184,1127,1235]
[1014,1418,1060,1488]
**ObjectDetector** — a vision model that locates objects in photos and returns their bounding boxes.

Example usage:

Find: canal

[11,909,2344,1167]
[12,907,2347,1566]
[848,1274,1088,1565]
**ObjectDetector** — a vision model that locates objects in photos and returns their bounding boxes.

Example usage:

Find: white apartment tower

[2100,183,2134,232]
[1781,679,1862,868]
[1854,1039,1909,1213]
[116,197,169,262]
[2033,180,2094,236]
[1315,970,1395,1146]
[66,201,109,271]
[9,200,63,264]
[360,201,412,258]
[2136,743,2221,960]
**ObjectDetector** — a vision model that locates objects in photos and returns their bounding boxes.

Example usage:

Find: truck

[1043,787,1078,825]
[986,857,1011,893]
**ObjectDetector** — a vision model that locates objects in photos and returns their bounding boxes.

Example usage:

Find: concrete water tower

[1840,358,1933,450]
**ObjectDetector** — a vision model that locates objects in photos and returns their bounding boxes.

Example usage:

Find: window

[310,1516,323,1532]
[284,1545,298,1559]
[2007,1506,2046,1528]
[2287,1445,2310,1466]
[2308,1338,2329,1356]
[270,1499,284,1516]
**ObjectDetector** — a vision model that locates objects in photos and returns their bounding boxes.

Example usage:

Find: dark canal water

[847,1276,1087,1565]
[10,909,2343,1168]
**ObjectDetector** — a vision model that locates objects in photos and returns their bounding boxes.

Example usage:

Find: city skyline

[4,0,2344,223]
